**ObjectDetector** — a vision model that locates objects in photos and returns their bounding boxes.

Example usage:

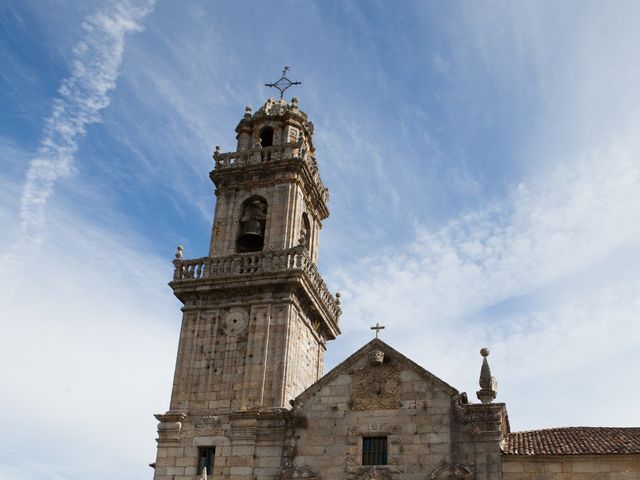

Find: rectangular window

[198,447,215,476]
[362,436,387,465]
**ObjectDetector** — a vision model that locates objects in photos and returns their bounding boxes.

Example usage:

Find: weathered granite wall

[502,455,640,479]
[287,342,506,480]
[168,296,324,413]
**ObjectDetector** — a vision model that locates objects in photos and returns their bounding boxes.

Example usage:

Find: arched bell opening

[236,196,268,253]
[259,126,274,147]
[301,212,311,248]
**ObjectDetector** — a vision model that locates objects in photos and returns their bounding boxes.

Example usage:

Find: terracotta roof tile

[503,427,640,456]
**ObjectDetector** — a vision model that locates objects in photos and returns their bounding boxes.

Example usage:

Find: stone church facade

[151,97,640,480]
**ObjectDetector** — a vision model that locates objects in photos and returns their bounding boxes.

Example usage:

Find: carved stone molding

[194,415,222,436]
[430,463,474,480]
[351,362,401,410]
[279,466,319,480]
[349,466,395,480]
[154,411,187,444]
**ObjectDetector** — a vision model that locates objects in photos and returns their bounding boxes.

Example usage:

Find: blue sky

[2,1,640,479]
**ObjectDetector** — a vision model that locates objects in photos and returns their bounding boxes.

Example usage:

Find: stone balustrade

[213,141,328,203]
[213,140,304,168]
[172,249,341,324]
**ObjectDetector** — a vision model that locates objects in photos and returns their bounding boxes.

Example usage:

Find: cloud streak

[16,0,154,252]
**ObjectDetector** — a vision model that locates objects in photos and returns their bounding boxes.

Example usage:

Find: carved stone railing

[172,249,341,324]
[213,141,328,204]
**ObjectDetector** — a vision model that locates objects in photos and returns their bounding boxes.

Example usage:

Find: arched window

[237,197,268,252]
[260,126,274,147]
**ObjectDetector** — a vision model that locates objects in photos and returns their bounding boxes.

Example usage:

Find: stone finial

[290,97,299,110]
[175,245,184,260]
[298,228,307,247]
[476,347,497,404]
[214,145,221,157]
[244,105,252,118]
[335,292,341,305]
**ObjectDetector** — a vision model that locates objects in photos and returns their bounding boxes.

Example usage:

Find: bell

[237,219,264,251]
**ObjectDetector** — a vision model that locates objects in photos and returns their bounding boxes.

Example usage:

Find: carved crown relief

[194,415,222,436]
[351,356,401,410]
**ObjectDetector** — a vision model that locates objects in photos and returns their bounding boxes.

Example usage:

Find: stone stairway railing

[172,249,341,323]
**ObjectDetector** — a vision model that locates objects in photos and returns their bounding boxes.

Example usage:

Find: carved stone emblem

[368,349,385,364]
[349,466,395,480]
[221,308,249,336]
[279,466,319,480]
[351,362,401,410]
[195,415,221,436]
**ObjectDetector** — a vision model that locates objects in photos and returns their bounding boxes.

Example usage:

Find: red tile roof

[503,427,640,456]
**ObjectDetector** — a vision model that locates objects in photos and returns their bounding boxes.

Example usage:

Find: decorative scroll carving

[351,362,400,410]
[349,466,395,480]
[430,464,474,480]
[256,97,289,116]
[194,415,221,436]
[279,466,319,480]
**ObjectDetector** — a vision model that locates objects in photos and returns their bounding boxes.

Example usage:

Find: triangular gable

[295,338,458,403]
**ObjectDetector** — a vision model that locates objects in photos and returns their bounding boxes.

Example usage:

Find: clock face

[222,309,249,336]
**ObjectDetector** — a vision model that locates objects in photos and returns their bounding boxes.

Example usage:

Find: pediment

[295,338,458,405]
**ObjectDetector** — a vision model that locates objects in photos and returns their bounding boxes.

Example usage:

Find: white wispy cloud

[0,178,178,480]
[328,130,640,427]
[13,0,154,256]
[326,0,640,429]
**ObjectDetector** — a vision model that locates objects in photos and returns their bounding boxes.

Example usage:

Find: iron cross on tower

[370,322,385,338]
[265,66,302,99]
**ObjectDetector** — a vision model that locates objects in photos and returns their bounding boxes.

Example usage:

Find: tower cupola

[210,97,328,262]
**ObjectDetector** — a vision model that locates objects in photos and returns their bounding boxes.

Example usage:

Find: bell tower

[152,95,341,480]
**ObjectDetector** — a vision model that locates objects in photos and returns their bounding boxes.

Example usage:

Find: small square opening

[362,436,387,465]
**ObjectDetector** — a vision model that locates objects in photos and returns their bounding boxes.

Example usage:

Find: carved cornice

[154,411,187,444]
[170,249,341,339]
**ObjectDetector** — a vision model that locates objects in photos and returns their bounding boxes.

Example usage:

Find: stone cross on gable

[370,322,385,338]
